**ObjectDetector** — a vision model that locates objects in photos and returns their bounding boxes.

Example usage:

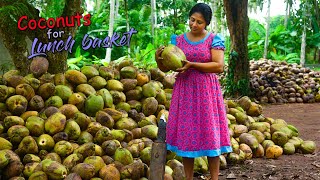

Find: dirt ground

[197,103,320,180]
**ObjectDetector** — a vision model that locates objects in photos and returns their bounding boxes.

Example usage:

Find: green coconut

[248,130,265,144]
[194,157,208,174]
[81,66,99,79]
[76,84,96,96]
[96,88,114,108]
[299,140,316,154]
[114,148,133,166]
[141,125,158,140]
[106,80,124,92]
[239,133,259,150]
[65,70,87,85]
[237,96,252,111]
[115,117,138,131]
[283,142,295,155]
[160,44,185,71]
[85,94,104,117]
[272,131,288,146]
[142,97,159,116]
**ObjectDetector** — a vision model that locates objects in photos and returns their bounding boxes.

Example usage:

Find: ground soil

[196,103,320,180]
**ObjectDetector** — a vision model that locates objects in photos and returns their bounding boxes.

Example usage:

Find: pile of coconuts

[218,59,320,104]
[224,96,316,166]
[249,59,320,104]
[0,56,316,180]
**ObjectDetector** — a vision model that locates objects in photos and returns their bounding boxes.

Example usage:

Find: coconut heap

[224,96,316,166]
[218,59,320,104]
[250,60,320,104]
[0,56,317,180]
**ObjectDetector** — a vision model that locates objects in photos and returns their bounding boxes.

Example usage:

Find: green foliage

[248,19,265,60]
[212,0,226,33]
[247,14,319,65]
[132,43,157,69]
[270,52,300,64]
[156,0,195,31]
[67,46,106,70]
[40,0,65,18]
[268,25,299,57]
[0,2,36,34]
[0,62,15,75]
[224,51,250,97]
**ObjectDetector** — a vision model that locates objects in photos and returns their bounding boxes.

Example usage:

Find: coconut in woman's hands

[176,60,192,73]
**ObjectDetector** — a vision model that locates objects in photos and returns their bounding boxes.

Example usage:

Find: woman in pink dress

[156,3,232,180]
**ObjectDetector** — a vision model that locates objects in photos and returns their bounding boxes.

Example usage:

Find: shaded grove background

[0,37,32,74]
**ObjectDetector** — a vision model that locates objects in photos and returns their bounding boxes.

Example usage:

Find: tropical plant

[248,19,265,60]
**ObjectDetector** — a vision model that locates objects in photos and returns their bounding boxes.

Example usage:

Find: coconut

[246,102,263,117]
[231,137,239,153]
[226,100,238,108]
[114,148,133,165]
[120,66,137,79]
[237,96,252,111]
[233,125,248,137]
[99,164,120,180]
[234,112,248,125]
[253,144,265,158]
[248,130,265,143]
[299,140,316,154]
[283,142,295,155]
[239,133,259,150]
[226,153,239,164]
[239,143,253,159]
[272,131,288,146]
[265,145,283,159]
[194,157,208,174]
[288,137,303,148]
[227,114,237,124]
[249,122,268,133]
[29,57,49,77]
[159,44,185,71]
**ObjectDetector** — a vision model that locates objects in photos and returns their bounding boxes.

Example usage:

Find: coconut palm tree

[223,0,250,97]
[104,0,115,64]
[263,0,271,59]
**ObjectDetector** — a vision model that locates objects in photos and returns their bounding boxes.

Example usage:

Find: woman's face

[189,12,207,34]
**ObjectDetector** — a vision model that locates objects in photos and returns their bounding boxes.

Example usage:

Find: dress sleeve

[211,34,225,50]
[170,34,178,45]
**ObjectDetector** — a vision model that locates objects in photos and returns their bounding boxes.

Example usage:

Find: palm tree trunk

[125,0,130,57]
[313,0,320,63]
[223,0,250,97]
[115,0,119,18]
[284,1,289,28]
[263,0,271,59]
[211,0,218,33]
[173,0,177,32]
[151,0,157,45]
[95,0,102,12]
[300,22,307,67]
[104,0,115,64]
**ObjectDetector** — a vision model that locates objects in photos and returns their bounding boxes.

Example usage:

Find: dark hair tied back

[189,3,212,26]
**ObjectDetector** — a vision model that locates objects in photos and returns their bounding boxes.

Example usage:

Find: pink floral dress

[166,33,232,158]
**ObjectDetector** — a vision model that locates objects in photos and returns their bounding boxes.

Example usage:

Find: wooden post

[149,114,167,180]
[149,141,167,180]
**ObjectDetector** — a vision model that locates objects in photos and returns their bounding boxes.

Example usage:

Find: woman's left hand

[176,60,192,73]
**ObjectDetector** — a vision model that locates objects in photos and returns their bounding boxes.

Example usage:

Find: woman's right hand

[155,46,170,72]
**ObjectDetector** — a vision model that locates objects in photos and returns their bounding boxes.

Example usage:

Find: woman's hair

[188,3,212,26]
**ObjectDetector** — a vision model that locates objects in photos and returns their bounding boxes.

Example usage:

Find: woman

[155,3,232,180]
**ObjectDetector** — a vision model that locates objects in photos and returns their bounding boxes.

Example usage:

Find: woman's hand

[176,60,193,73]
[155,46,170,72]
[155,46,165,61]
